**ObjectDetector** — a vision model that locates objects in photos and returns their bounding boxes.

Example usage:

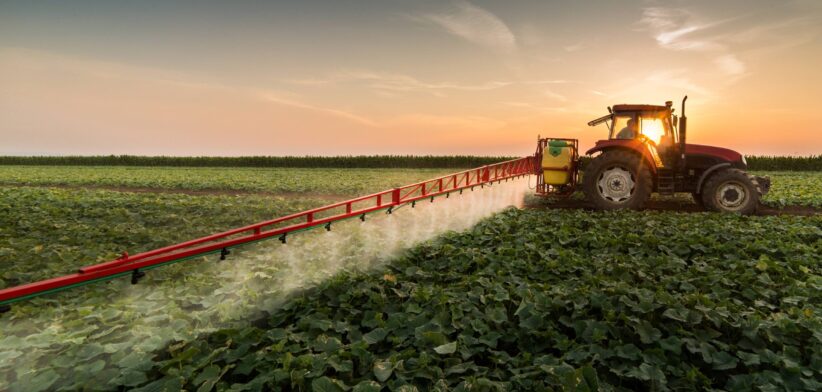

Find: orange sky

[1,1,821,156]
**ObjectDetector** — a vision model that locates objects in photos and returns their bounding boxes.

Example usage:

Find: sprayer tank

[541,140,575,185]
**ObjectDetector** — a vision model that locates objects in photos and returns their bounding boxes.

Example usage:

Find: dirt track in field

[525,198,821,217]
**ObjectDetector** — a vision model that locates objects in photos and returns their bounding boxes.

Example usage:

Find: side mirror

[672,115,678,127]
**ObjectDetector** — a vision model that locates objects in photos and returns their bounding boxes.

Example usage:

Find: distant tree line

[743,155,822,171]
[0,154,818,170]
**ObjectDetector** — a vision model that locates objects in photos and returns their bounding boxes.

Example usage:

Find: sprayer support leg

[325,222,332,231]
[0,305,10,314]
[220,247,231,261]
[360,213,366,222]
[279,233,287,244]
[131,269,146,285]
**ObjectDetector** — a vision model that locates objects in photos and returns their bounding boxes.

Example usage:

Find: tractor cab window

[640,115,674,146]
[609,112,674,146]
[640,117,665,144]
[610,115,637,140]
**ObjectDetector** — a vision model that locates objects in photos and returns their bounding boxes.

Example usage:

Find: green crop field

[0,166,820,207]
[0,166,455,197]
[122,209,821,391]
[756,171,822,208]
[0,165,820,391]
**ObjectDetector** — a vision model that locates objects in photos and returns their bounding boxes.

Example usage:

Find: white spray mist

[0,178,528,391]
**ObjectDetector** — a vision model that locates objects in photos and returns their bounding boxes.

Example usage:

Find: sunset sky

[1,0,820,156]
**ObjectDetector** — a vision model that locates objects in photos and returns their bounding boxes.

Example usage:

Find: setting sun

[641,118,666,145]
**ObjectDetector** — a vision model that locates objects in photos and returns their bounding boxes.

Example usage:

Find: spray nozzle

[131,269,146,285]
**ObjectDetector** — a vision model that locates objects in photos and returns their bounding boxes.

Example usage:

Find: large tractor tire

[701,168,761,215]
[583,150,653,210]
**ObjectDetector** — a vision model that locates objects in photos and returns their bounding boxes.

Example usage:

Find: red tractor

[535,96,770,214]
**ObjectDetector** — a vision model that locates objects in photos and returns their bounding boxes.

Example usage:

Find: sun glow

[641,118,666,145]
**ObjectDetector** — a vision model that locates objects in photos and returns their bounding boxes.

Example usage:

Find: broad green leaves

[112,208,820,390]
[2,180,820,390]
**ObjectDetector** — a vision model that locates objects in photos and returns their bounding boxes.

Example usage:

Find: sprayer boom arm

[0,157,535,309]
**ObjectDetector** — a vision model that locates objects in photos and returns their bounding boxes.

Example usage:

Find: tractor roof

[612,104,669,112]
[588,102,674,126]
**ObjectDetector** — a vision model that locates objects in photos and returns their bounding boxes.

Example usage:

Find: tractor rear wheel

[583,150,652,210]
[701,169,760,215]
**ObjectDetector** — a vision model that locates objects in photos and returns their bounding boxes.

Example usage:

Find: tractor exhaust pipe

[679,96,688,168]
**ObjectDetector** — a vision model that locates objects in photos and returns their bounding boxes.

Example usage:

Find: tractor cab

[588,102,680,165]
[609,105,674,144]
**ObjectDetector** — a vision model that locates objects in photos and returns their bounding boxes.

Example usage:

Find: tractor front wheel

[701,169,760,215]
[583,151,652,210]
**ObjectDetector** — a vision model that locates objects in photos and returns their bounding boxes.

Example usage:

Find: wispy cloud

[285,71,573,95]
[636,7,755,87]
[714,54,746,76]
[500,101,569,113]
[413,1,516,51]
[544,90,568,102]
[637,8,729,51]
[645,70,712,96]
[258,93,378,127]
